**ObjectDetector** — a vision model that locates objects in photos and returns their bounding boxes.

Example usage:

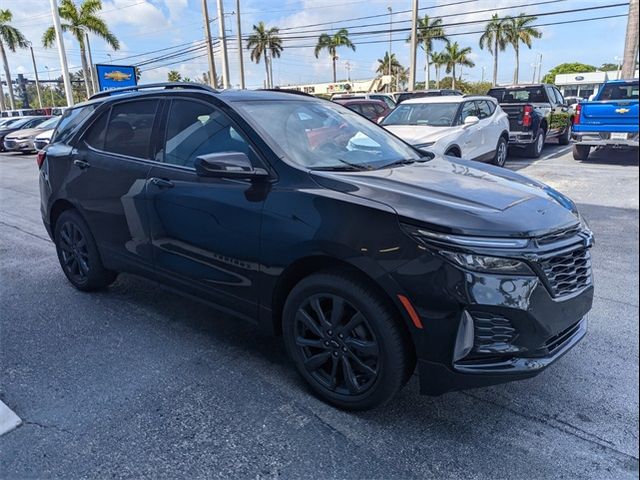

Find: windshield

[488,87,548,103]
[382,103,459,127]
[599,82,639,101]
[37,117,59,129]
[234,100,422,170]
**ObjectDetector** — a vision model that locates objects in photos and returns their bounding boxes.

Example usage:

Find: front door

[145,97,268,320]
[458,101,482,159]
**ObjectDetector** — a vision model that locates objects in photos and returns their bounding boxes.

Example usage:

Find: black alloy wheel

[293,294,380,396]
[58,220,90,285]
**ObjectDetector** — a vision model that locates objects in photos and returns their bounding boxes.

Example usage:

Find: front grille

[544,320,582,353]
[471,311,518,354]
[537,225,582,245]
[539,247,592,297]
[4,140,16,149]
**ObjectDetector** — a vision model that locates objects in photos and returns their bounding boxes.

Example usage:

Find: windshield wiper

[380,157,430,169]
[312,158,373,171]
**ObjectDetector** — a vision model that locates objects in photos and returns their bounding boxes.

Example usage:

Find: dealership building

[555,69,639,98]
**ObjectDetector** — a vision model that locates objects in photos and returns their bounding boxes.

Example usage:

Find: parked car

[394,89,463,104]
[4,116,58,153]
[34,128,56,151]
[487,84,573,158]
[0,116,50,152]
[564,96,583,107]
[40,83,593,410]
[571,79,639,160]
[330,93,396,110]
[333,98,392,123]
[381,95,510,166]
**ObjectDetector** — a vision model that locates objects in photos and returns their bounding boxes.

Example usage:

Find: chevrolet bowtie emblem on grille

[615,108,630,114]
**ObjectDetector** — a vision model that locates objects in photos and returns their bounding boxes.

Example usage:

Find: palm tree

[314,29,356,83]
[376,52,406,91]
[430,51,447,89]
[506,14,542,84]
[0,9,29,111]
[479,14,509,86]
[43,0,119,97]
[442,42,474,90]
[247,21,283,89]
[167,70,182,82]
[411,15,448,89]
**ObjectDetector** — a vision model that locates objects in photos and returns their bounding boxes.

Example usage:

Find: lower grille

[545,320,582,353]
[4,140,16,149]
[539,247,592,297]
[471,311,518,354]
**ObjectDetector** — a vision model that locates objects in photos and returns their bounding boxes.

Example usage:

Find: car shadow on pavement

[574,147,639,167]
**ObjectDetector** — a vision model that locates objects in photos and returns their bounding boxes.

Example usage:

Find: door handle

[73,159,90,170]
[149,177,174,189]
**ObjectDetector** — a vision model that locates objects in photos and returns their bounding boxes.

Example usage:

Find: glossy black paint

[40,87,593,395]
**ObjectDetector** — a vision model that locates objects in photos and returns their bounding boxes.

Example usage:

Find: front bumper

[4,138,35,152]
[572,131,639,147]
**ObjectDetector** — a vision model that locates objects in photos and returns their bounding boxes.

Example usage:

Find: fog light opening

[453,311,475,362]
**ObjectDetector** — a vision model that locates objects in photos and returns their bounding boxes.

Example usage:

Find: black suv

[39,84,594,410]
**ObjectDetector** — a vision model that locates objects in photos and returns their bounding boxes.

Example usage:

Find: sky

[1,0,631,90]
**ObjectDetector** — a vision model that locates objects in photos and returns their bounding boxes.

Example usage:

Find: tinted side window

[83,110,109,150]
[104,100,158,159]
[476,101,492,119]
[347,104,363,114]
[361,104,378,119]
[160,99,251,169]
[52,105,97,144]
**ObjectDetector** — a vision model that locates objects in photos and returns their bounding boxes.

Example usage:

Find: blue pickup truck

[572,79,639,160]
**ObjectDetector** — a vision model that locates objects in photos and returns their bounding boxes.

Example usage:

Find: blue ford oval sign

[575,75,585,81]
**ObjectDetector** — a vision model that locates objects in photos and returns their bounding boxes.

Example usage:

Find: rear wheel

[492,136,508,167]
[524,128,546,158]
[54,210,117,291]
[283,270,414,410]
[559,122,572,145]
[572,144,591,161]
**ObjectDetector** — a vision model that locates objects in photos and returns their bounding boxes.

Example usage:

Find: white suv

[381,95,510,167]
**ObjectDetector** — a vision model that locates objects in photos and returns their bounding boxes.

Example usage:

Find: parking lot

[1,145,638,479]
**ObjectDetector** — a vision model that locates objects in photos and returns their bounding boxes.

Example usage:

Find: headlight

[402,223,529,249]
[440,251,534,275]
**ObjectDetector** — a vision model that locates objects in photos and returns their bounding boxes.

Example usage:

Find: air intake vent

[471,311,518,354]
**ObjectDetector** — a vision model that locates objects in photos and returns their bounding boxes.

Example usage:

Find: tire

[524,128,546,158]
[54,210,117,291]
[283,270,415,410]
[572,144,591,161]
[445,148,461,158]
[491,136,508,167]
[558,122,572,145]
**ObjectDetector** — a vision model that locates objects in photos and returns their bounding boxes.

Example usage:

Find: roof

[401,95,487,105]
[333,98,387,105]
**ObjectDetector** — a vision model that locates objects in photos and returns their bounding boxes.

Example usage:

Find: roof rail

[258,88,317,98]
[89,82,217,100]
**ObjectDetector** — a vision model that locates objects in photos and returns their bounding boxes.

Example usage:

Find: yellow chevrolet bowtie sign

[615,108,630,114]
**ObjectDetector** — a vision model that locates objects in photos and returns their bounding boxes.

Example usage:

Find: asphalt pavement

[1,145,638,479]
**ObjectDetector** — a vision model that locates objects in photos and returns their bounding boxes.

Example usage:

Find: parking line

[540,146,572,161]
[0,400,22,436]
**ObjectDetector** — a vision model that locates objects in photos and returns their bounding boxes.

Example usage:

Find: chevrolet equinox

[39,84,594,410]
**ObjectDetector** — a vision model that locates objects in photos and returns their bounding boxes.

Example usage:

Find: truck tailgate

[501,104,525,131]
[578,101,639,132]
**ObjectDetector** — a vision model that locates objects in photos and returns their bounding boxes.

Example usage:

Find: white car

[34,128,55,151]
[381,95,511,167]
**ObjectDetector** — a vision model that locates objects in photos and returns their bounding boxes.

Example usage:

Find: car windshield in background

[599,82,639,101]
[235,100,422,171]
[488,87,548,103]
[382,103,459,127]
[36,117,60,130]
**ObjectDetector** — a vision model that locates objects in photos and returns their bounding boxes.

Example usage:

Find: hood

[384,125,457,145]
[310,156,580,238]
[5,126,46,140]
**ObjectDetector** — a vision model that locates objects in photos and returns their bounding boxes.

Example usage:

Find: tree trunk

[493,37,499,86]
[0,41,16,110]
[79,42,92,99]
[435,65,440,89]
[269,52,274,88]
[425,49,430,89]
[514,44,519,84]
[332,56,337,83]
[452,64,456,90]
[622,0,639,78]
[264,47,270,88]
[0,69,5,111]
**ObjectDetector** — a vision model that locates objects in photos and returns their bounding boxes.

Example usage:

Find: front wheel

[572,144,591,161]
[492,136,508,167]
[283,271,415,410]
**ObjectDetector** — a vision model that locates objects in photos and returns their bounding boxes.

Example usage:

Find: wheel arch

[444,145,462,157]
[50,198,80,239]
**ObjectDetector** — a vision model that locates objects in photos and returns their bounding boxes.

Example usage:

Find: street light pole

[387,6,392,93]
[49,0,74,106]
[408,0,419,92]
[236,0,245,89]
[215,0,231,88]
[85,33,98,95]
[201,0,218,88]
[29,44,44,108]
[45,66,55,106]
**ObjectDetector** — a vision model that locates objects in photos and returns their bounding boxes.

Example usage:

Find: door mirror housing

[194,152,268,179]
[463,115,480,126]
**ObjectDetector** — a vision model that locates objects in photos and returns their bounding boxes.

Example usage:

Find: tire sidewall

[283,273,405,410]
[493,137,508,167]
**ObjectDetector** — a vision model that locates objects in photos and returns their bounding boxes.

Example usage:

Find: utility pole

[85,33,98,95]
[29,44,43,108]
[345,61,352,82]
[49,0,74,106]
[408,0,419,91]
[622,0,639,79]
[235,0,245,89]
[537,53,543,83]
[216,0,230,88]
[201,0,218,88]
[387,6,392,93]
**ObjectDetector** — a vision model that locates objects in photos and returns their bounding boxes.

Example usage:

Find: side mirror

[194,152,268,180]
[463,115,480,126]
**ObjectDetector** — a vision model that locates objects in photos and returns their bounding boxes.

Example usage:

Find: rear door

[145,97,268,320]
[65,98,160,271]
